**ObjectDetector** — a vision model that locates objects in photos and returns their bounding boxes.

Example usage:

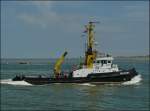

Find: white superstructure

[73,56,119,78]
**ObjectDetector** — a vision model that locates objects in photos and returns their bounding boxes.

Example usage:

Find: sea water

[0,58,149,110]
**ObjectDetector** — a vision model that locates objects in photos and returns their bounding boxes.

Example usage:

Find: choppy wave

[0,79,32,86]
[122,74,142,85]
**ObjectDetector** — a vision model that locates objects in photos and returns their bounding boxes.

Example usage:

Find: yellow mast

[54,51,68,76]
[84,22,97,68]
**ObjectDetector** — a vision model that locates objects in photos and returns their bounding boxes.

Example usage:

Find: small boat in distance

[18,61,31,64]
[12,21,138,85]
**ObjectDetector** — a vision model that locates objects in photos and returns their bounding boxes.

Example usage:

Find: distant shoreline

[114,55,149,61]
[1,55,150,59]
[1,55,149,60]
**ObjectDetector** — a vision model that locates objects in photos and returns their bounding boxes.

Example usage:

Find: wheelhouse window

[101,60,107,64]
[96,60,100,63]
[108,61,111,63]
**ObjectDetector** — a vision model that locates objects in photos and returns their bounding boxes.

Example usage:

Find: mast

[87,22,94,53]
[84,21,98,68]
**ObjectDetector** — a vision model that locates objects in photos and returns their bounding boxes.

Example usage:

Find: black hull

[12,68,138,85]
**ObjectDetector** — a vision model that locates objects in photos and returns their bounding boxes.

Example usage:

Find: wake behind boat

[12,21,139,85]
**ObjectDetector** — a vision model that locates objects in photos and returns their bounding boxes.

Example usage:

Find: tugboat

[12,21,138,85]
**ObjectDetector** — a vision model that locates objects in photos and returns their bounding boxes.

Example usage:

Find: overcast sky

[1,1,149,58]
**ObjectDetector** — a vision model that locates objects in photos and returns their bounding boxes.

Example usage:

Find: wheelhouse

[94,57,113,66]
